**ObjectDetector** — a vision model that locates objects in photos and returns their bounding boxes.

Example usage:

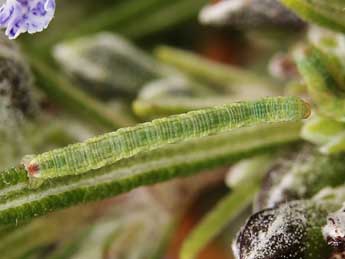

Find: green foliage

[302,115,345,154]
[0,122,301,225]
[280,0,345,33]
[295,27,345,154]
[180,155,275,259]
[256,148,345,210]
[4,0,345,258]
[155,46,278,93]
[295,46,345,121]
[30,57,136,130]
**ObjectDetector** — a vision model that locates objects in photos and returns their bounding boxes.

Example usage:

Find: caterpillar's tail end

[21,155,40,177]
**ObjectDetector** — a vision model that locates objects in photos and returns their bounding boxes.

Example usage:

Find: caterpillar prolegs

[23,96,310,179]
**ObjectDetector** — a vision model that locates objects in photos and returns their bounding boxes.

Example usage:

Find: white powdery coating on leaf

[323,205,345,245]
[255,208,305,258]
[199,0,246,25]
[265,162,308,208]
[0,0,55,39]
[238,203,309,259]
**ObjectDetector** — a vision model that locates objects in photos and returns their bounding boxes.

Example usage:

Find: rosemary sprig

[295,46,345,122]
[0,122,301,225]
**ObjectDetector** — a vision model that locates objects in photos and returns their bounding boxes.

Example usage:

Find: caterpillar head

[22,155,40,177]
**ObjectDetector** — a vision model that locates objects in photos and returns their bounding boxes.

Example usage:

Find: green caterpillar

[23,96,310,179]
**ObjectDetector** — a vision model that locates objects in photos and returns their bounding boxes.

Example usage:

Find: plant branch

[0,122,301,225]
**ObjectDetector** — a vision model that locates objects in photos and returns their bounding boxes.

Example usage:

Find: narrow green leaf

[308,26,345,90]
[120,0,208,39]
[181,183,258,259]
[29,57,136,130]
[49,0,167,45]
[133,97,240,119]
[133,95,276,119]
[302,115,345,145]
[295,46,345,121]
[181,155,274,259]
[319,133,345,154]
[301,114,345,154]
[53,33,164,98]
[155,46,278,92]
[280,0,345,33]
[256,149,345,210]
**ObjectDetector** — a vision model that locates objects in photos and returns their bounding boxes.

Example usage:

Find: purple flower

[0,0,55,39]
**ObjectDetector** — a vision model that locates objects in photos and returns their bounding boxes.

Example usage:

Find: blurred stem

[180,155,274,259]
[46,229,91,259]
[28,124,78,152]
[225,155,275,188]
[41,0,167,48]
[32,0,206,54]
[0,221,64,259]
[133,95,276,119]
[280,0,345,34]
[28,57,136,130]
[180,182,259,259]
[0,204,97,259]
[119,0,208,39]
[0,122,301,225]
[155,46,279,92]
[295,46,345,122]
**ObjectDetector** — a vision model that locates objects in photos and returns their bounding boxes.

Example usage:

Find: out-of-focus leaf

[280,0,345,33]
[256,148,345,210]
[53,33,165,98]
[29,57,137,130]
[200,0,302,28]
[180,155,275,259]
[155,46,279,94]
[0,35,36,170]
[137,76,217,101]
[295,46,345,122]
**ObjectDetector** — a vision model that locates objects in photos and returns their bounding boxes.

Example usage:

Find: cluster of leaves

[1,0,345,258]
